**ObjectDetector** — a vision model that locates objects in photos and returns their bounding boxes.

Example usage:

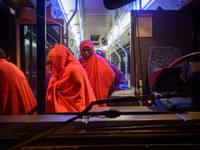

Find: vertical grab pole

[74,0,82,58]
[118,17,128,80]
[66,0,78,49]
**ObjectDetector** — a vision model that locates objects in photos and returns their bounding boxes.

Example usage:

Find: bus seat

[148,46,185,78]
[148,46,193,111]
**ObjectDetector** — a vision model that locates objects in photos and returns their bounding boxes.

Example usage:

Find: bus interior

[0,0,200,149]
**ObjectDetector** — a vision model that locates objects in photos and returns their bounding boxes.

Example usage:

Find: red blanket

[0,59,37,115]
[46,45,96,112]
[79,40,115,106]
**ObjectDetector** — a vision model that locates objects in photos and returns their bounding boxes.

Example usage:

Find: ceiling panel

[81,0,119,48]
[2,0,200,51]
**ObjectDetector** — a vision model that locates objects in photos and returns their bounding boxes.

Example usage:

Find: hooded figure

[101,49,111,64]
[45,44,96,113]
[0,48,37,115]
[78,40,115,106]
[94,50,127,97]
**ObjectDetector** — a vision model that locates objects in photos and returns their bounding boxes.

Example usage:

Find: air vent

[101,38,108,46]
[90,35,100,41]
[93,43,100,46]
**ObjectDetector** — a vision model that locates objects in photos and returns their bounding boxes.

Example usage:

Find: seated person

[0,48,37,115]
[78,40,115,106]
[45,44,96,113]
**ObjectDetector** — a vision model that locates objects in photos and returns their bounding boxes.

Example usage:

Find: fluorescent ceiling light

[131,0,155,10]
[143,0,156,10]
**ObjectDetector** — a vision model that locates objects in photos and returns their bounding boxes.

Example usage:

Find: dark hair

[49,45,55,51]
[0,48,6,59]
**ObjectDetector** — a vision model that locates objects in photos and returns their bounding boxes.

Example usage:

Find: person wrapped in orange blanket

[78,40,115,106]
[0,48,37,115]
[45,44,96,113]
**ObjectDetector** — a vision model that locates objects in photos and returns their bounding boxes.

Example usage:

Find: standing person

[78,40,115,106]
[45,44,96,113]
[101,49,111,64]
[0,48,37,115]
[95,50,128,97]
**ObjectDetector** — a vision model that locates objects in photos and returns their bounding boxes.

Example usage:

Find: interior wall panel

[130,10,194,94]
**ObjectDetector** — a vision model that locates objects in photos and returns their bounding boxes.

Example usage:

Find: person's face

[47,48,54,65]
[81,46,93,59]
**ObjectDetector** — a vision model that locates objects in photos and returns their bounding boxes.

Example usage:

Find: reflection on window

[23,25,60,99]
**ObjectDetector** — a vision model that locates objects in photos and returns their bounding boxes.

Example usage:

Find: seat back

[148,46,183,78]
[147,46,192,111]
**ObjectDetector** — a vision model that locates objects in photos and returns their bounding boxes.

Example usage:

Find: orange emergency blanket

[45,45,96,113]
[0,59,37,115]
[79,40,115,106]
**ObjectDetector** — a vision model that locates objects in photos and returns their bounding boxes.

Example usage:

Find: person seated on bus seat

[78,40,115,106]
[45,44,96,113]
[94,50,128,97]
[0,48,37,115]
